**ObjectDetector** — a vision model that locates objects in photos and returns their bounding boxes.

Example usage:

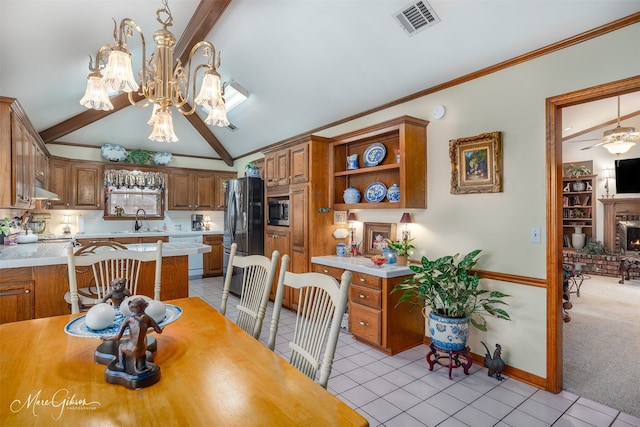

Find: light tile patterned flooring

[189,277,640,427]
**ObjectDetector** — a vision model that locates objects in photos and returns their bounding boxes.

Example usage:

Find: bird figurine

[481,341,506,380]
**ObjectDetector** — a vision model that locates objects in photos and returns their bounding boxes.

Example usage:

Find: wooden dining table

[0,297,368,426]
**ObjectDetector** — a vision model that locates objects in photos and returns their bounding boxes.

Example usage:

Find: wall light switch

[530,227,541,243]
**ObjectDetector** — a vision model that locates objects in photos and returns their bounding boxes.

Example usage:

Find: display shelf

[562,174,597,248]
[329,116,428,209]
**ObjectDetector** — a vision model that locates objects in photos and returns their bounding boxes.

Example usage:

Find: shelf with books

[562,174,597,248]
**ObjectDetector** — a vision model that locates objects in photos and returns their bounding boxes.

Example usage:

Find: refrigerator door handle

[230,191,237,240]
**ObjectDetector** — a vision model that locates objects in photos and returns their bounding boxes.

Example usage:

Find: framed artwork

[450,131,503,194]
[333,210,347,225]
[363,222,397,257]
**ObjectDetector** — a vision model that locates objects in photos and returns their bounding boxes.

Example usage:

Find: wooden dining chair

[268,255,352,389]
[220,243,280,339]
[65,240,163,314]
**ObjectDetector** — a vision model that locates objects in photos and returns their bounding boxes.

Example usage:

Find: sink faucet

[134,209,147,232]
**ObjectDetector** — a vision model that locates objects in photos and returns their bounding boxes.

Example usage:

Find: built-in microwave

[267,198,289,226]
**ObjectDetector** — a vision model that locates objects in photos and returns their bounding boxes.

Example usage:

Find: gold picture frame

[450,131,503,194]
[362,222,397,257]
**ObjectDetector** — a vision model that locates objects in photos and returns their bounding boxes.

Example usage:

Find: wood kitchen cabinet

[330,115,428,210]
[203,234,224,277]
[0,97,49,209]
[214,172,237,210]
[0,268,34,324]
[48,158,103,210]
[169,169,234,211]
[312,263,424,355]
[265,228,291,307]
[264,148,290,188]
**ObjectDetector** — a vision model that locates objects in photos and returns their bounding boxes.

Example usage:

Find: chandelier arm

[127,92,152,108]
[116,18,149,98]
[171,41,218,111]
[174,63,213,116]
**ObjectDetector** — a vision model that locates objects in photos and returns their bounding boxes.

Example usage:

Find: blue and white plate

[153,151,173,165]
[363,143,386,167]
[365,182,387,203]
[100,144,128,162]
[64,304,182,338]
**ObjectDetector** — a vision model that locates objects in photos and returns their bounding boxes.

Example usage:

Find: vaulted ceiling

[1,1,639,166]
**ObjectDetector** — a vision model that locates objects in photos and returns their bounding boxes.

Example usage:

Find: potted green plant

[1,217,13,245]
[392,249,510,351]
[386,238,415,266]
[566,164,591,191]
[245,161,260,177]
[126,149,154,165]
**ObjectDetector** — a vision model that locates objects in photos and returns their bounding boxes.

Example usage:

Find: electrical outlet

[530,227,541,243]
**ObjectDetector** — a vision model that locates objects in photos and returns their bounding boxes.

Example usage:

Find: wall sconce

[601,168,614,198]
[347,212,358,256]
[63,215,72,235]
[399,212,412,242]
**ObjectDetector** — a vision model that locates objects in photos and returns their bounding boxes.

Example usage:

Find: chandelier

[80,0,228,143]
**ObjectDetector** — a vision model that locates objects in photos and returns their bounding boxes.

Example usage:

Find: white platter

[364,182,387,203]
[363,143,386,167]
[64,304,182,338]
[100,144,128,162]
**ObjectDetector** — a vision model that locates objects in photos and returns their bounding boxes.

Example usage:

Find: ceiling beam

[39,0,235,166]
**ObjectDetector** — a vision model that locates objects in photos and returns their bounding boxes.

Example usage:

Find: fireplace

[620,221,640,253]
[600,198,640,253]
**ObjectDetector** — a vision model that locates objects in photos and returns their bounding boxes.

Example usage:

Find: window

[104,170,166,220]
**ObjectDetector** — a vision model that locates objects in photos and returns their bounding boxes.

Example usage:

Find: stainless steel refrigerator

[223,177,264,296]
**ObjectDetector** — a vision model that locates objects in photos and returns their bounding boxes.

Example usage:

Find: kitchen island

[0,241,211,324]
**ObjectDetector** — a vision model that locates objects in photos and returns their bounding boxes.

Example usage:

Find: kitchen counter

[74,230,224,239]
[311,255,414,278]
[0,241,211,269]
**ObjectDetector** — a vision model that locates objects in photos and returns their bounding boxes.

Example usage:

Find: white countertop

[74,230,223,239]
[311,255,414,278]
[0,242,211,269]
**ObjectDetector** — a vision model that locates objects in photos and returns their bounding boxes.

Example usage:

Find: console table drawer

[350,284,381,310]
[351,271,381,290]
[349,304,381,345]
[312,264,343,280]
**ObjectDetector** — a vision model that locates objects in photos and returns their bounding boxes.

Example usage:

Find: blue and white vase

[386,183,400,202]
[343,186,361,204]
[153,151,173,165]
[428,311,469,351]
[246,167,260,178]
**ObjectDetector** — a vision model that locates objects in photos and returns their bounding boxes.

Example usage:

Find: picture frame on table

[450,131,503,194]
[333,210,347,225]
[362,222,397,257]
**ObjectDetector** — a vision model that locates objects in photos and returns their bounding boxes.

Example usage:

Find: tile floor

[189,276,640,427]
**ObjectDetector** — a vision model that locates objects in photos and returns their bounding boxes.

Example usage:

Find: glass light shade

[80,75,114,111]
[148,109,178,143]
[347,213,357,222]
[147,103,161,125]
[194,72,222,107]
[102,50,139,93]
[204,100,229,127]
[603,141,636,155]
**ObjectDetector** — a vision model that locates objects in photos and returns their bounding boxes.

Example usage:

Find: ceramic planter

[427,311,469,351]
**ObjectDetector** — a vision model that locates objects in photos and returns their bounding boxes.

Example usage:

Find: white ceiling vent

[226,123,238,131]
[393,0,440,37]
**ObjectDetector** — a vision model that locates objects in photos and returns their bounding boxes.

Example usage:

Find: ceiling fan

[568,96,640,153]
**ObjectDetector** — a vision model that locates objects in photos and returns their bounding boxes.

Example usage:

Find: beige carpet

[563,273,640,417]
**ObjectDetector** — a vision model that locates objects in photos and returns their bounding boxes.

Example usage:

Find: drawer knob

[359,278,366,282]
[323,269,329,273]
[359,321,367,326]
[359,294,367,299]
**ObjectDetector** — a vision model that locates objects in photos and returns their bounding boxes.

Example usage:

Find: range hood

[34,187,60,200]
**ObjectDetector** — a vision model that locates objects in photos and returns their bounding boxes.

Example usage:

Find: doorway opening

[546,75,640,393]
